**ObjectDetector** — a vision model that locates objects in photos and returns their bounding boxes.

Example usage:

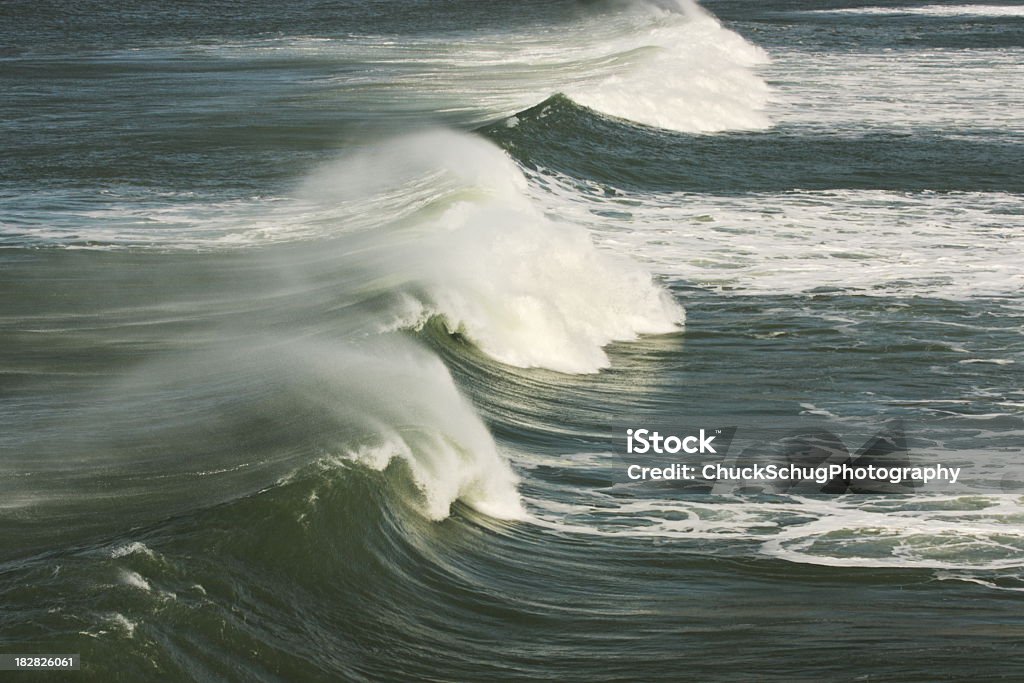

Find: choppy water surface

[1,1,1023,680]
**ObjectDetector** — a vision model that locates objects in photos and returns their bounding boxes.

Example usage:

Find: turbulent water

[2,0,1024,680]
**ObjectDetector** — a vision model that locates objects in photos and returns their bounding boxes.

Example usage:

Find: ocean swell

[303,129,685,373]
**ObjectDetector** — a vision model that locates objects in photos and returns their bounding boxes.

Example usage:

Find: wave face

[0,0,771,150]
[2,0,1024,681]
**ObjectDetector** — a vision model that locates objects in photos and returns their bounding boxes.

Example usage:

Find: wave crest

[565,0,771,132]
[305,130,684,374]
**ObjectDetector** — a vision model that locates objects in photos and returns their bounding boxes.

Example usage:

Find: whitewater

[2,0,1023,680]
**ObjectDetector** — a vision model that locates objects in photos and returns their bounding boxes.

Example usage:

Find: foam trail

[303,130,685,374]
[526,490,1024,574]
[535,179,1024,299]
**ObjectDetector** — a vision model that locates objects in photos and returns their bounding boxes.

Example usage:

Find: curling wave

[303,129,685,373]
[180,0,770,133]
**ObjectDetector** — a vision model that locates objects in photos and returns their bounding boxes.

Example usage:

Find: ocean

[1,0,1023,680]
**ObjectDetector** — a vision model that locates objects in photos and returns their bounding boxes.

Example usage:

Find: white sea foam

[564,0,772,132]
[766,48,1024,133]
[110,542,155,559]
[758,495,1024,570]
[537,180,1024,299]
[119,570,152,592]
[106,613,137,638]
[808,5,1024,17]
[6,162,1021,305]
[527,487,1024,580]
[28,157,1017,306]
[3,130,684,372]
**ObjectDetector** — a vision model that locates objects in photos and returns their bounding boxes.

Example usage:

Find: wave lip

[144,0,772,135]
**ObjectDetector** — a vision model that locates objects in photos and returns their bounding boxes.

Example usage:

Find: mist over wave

[564,0,771,131]
[303,130,684,373]
[65,0,770,135]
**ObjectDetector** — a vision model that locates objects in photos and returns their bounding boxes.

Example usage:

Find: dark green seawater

[2,1,1024,680]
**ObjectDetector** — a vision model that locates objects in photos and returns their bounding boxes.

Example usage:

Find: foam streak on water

[539,182,1024,299]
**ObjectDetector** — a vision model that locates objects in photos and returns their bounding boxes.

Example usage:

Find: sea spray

[5,335,524,530]
[567,0,772,132]
[303,130,685,373]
